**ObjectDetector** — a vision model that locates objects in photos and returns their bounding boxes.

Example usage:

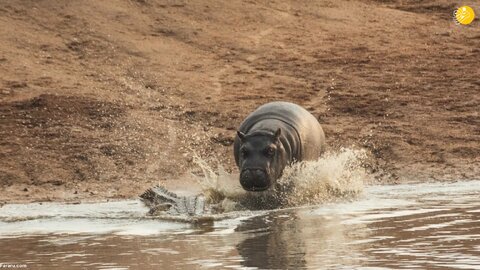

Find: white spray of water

[192,148,371,211]
[192,155,246,212]
[277,148,368,207]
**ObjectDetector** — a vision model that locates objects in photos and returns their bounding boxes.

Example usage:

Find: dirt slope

[0,0,479,203]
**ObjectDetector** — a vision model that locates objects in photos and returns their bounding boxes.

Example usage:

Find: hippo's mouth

[239,168,272,192]
[244,185,270,192]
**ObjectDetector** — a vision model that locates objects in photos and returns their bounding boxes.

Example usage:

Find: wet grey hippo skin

[234,101,326,192]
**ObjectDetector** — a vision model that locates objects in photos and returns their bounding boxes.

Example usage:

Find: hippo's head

[236,128,287,192]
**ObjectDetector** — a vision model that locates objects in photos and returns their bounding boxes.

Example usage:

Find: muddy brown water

[0,180,479,269]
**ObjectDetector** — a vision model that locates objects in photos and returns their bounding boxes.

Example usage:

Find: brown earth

[0,0,479,203]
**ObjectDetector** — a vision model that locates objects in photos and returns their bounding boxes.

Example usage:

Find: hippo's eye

[241,148,249,158]
[264,147,275,157]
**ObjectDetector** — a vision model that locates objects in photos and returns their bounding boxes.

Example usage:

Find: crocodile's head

[236,128,287,192]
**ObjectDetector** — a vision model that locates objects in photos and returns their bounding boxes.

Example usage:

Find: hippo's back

[236,102,325,161]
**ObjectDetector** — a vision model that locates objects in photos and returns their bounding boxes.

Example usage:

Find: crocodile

[140,185,210,217]
[140,183,290,220]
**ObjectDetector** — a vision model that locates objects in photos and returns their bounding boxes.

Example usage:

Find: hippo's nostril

[240,168,271,192]
[254,169,265,179]
[241,169,255,180]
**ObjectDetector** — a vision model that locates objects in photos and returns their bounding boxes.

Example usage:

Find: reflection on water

[0,180,479,269]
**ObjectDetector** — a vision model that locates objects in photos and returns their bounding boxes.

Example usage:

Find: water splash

[192,148,371,211]
[277,148,368,207]
[192,155,246,212]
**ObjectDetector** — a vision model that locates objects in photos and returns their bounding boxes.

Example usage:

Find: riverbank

[1,0,478,203]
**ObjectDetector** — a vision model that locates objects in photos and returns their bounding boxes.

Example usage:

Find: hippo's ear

[237,131,246,142]
[274,128,281,141]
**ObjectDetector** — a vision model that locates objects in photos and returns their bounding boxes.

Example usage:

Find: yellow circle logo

[455,6,475,25]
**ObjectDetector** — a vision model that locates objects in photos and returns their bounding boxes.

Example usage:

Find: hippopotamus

[234,101,326,192]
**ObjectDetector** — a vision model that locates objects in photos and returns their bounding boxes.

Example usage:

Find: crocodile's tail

[139,185,178,208]
[140,185,209,217]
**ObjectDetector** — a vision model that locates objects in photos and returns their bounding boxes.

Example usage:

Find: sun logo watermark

[453,6,475,25]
